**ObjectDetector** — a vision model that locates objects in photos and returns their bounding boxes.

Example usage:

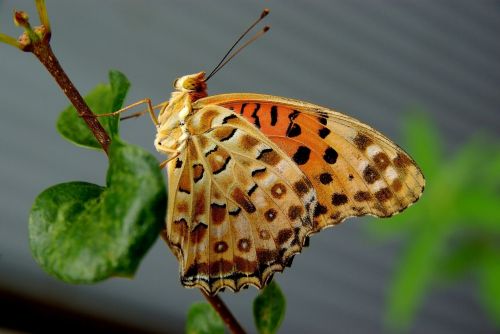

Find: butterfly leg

[96,99,168,126]
[159,151,180,169]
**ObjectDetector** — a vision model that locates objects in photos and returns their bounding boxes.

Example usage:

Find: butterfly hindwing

[166,105,317,294]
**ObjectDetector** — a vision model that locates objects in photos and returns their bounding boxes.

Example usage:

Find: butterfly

[109,10,424,296]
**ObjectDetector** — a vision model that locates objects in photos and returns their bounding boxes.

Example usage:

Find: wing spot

[257,148,281,166]
[318,116,328,125]
[394,153,413,168]
[264,208,278,222]
[319,172,333,185]
[247,184,258,196]
[314,203,328,217]
[212,156,232,175]
[228,207,241,216]
[288,205,304,220]
[214,241,229,253]
[237,238,251,252]
[270,106,278,126]
[293,179,310,195]
[286,123,302,137]
[241,135,260,149]
[373,152,390,170]
[232,188,256,213]
[277,229,293,245]
[293,146,311,165]
[323,147,338,164]
[354,191,372,202]
[193,164,204,183]
[271,183,287,199]
[251,167,267,177]
[392,179,403,192]
[318,127,331,139]
[353,133,373,150]
[332,193,348,206]
[210,203,226,224]
[363,164,380,184]
[175,159,183,168]
[259,229,271,240]
[375,188,393,202]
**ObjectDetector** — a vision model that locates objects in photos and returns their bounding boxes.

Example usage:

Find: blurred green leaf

[253,281,286,334]
[186,302,224,334]
[386,228,444,330]
[439,241,485,279]
[56,70,130,149]
[29,139,166,283]
[479,252,500,327]
[370,111,500,331]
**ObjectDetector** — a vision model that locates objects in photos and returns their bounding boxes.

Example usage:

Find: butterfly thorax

[154,72,207,156]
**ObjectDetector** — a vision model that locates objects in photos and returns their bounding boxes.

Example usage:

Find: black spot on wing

[318,116,328,125]
[318,127,331,139]
[175,159,183,169]
[286,123,301,137]
[323,147,338,164]
[251,103,261,128]
[293,146,311,165]
[240,103,247,115]
[270,105,278,126]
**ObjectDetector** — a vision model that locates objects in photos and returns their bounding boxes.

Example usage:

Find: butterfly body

[156,72,425,295]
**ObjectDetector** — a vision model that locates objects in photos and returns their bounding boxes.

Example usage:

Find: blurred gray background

[1,0,499,333]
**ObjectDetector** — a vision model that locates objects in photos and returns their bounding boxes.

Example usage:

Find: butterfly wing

[194,93,425,232]
[164,104,317,295]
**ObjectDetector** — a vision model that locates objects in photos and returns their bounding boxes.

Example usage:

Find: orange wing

[194,93,425,233]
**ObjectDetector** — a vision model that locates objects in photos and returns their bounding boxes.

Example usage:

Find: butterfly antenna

[206,8,270,81]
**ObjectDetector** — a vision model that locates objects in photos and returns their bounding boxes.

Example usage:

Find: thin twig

[31,41,111,153]
[5,5,111,154]
[202,290,247,334]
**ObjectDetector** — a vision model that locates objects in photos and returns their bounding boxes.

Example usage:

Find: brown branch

[9,6,111,154]
[30,39,111,153]
[202,290,247,334]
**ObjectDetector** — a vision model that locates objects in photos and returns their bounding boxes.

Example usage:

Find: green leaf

[186,302,224,334]
[385,227,445,331]
[438,241,485,280]
[29,139,166,283]
[56,70,130,149]
[478,252,500,327]
[253,281,286,334]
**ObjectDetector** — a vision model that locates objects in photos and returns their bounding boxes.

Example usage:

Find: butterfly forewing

[194,93,425,230]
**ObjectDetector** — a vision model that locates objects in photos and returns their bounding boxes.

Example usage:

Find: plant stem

[31,41,111,153]
[202,290,247,334]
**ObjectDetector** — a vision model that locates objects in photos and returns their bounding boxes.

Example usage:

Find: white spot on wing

[385,167,398,181]
[366,145,382,158]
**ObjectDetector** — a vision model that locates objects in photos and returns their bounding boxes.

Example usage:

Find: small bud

[14,10,30,27]
[17,32,33,51]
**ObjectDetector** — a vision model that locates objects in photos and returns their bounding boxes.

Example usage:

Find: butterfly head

[173,72,207,93]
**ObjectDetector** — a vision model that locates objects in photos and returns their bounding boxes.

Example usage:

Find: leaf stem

[201,290,247,334]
